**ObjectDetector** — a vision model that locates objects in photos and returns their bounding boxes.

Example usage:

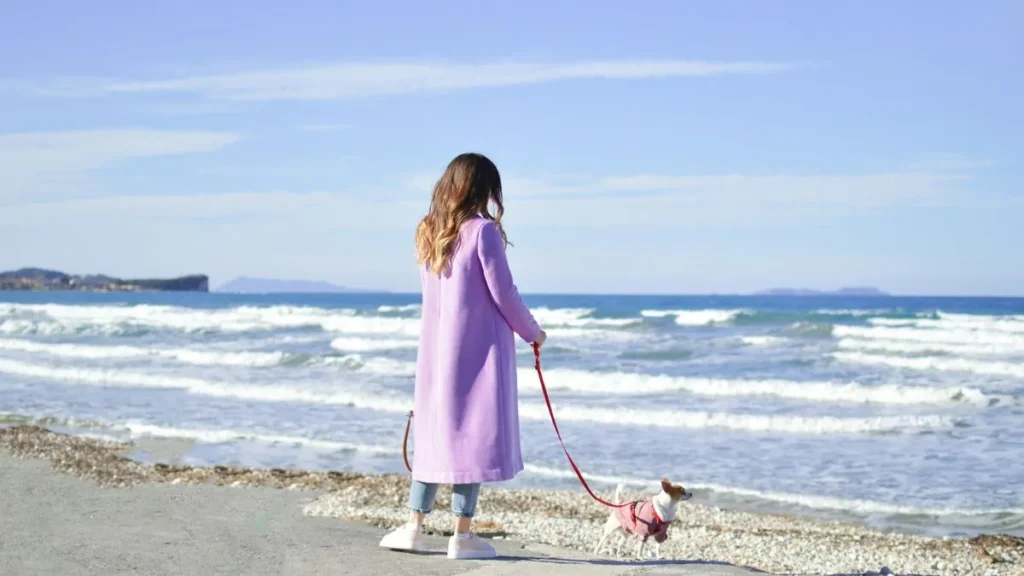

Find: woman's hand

[534,330,547,349]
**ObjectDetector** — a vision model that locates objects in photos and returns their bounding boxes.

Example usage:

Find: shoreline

[1,425,1020,575]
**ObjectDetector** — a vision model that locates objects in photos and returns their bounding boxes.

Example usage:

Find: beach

[2,425,1020,576]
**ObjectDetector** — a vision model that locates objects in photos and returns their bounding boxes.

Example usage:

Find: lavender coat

[412,217,541,484]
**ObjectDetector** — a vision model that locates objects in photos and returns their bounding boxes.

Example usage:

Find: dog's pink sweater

[615,500,669,542]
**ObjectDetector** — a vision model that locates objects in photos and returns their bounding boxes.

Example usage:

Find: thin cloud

[405,171,966,209]
[59,59,794,101]
[0,129,240,203]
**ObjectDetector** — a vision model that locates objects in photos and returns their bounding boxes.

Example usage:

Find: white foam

[0,303,419,336]
[833,351,1024,379]
[543,328,641,342]
[322,354,417,377]
[836,337,1017,358]
[0,358,414,412]
[329,337,418,353]
[118,421,400,454]
[640,309,744,326]
[814,309,898,317]
[0,338,288,367]
[0,358,954,434]
[517,402,955,434]
[531,307,640,328]
[739,336,787,346]
[517,366,995,405]
[523,464,1024,520]
[834,324,1024,348]
[377,304,421,314]
[871,314,1024,335]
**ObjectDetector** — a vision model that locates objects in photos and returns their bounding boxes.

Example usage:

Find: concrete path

[0,454,762,575]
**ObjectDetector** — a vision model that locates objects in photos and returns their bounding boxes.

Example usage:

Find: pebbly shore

[0,425,1020,576]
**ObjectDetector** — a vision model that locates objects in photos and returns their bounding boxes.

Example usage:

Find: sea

[0,292,1021,538]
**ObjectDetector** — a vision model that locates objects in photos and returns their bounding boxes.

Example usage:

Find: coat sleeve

[477,220,542,343]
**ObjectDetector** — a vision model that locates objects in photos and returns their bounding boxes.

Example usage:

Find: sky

[0,1,1021,296]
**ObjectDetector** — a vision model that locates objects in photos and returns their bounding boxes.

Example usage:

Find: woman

[379,153,547,560]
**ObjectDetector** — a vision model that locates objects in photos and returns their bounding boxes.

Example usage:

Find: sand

[0,425,1020,575]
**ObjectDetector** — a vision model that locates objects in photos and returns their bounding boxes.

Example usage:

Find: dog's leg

[636,537,646,560]
[654,541,661,560]
[593,526,613,555]
[594,515,619,555]
[614,532,626,557]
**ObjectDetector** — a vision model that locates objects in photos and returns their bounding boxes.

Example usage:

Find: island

[0,268,209,292]
[216,277,372,293]
[755,287,889,296]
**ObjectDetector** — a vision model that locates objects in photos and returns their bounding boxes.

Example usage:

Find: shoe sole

[447,550,497,560]
[379,540,425,553]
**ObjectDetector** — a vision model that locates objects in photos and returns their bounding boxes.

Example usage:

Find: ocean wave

[330,337,418,352]
[0,338,417,375]
[376,304,421,314]
[0,303,420,337]
[0,338,289,367]
[0,303,644,337]
[523,464,1024,522]
[531,307,641,328]
[518,403,956,434]
[640,309,744,326]
[785,321,835,338]
[543,327,641,342]
[516,367,999,406]
[871,313,1024,335]
[0,358,415,412]
[833,351,1024,379]
[321,354,417,377]
[739,336,788,346]
[117,421,401,455]
[813,309,902,317]
[836,337,1018,358]
[834,324,1024,348]
[0,358,955,434]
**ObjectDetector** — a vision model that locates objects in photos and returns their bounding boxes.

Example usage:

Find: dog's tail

[613,483,624,504]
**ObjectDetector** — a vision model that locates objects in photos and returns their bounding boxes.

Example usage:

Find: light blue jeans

[409,481,481,518]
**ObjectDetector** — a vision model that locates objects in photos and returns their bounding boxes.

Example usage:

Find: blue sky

[1,1,1021,295]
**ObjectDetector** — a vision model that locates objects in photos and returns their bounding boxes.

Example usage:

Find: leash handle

[533,342,630,509]
[402,410,413,473]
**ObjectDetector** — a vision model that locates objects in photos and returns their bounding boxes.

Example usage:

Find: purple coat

[412,217,541,484]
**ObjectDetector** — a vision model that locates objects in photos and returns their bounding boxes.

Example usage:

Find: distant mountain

[755,287,890,296]
[0,268,208,292]
[216,277,373,293]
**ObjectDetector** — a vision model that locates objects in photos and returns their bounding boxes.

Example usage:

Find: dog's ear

[660,478,671,492]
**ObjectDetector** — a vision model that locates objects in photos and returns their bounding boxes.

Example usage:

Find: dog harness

[614,500,669,542]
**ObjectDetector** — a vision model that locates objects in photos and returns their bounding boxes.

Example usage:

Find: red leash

[400,343,630,509]
[531,342,630,509]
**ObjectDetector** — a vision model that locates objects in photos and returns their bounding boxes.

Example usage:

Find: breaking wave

[833,324,1024,348]
[117,421,401,455]
[0,358,955,435]
[640,309,745,326]
[0,338,289,367]
[833,351,1024,379]
[516,367,1002,406]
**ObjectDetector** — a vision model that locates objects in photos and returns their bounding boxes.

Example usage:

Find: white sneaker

[447,532,497,560]
[378,522,425,552]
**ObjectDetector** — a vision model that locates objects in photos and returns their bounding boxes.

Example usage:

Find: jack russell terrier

[593,478,692,560]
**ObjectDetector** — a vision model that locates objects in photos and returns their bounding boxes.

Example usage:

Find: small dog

[593,478,692,560]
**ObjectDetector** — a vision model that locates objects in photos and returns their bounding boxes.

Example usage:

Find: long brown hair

[415,153,509,275]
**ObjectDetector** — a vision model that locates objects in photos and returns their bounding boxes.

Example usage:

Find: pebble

[2,425,1021,576]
